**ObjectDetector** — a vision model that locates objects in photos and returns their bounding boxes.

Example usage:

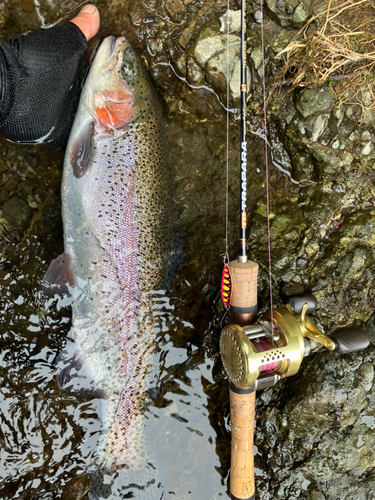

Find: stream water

[1,1,374,500]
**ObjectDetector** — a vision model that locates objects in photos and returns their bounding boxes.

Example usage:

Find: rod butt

[229,384,255,500]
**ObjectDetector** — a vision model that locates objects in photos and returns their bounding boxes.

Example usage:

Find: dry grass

[274,0,375,111]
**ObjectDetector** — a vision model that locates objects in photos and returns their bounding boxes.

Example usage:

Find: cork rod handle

[229,385,256,500]
[228,260,258,326]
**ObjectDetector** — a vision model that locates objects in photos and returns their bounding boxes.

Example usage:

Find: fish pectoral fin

[70,119,94,179]
[42,252,76,297]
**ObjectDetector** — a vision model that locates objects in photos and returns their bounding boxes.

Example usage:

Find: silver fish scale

[61,48,170,489]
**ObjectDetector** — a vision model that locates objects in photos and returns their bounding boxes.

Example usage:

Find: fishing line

[225,1,230,262]
[220,3,231,320]
[260,0,274,325]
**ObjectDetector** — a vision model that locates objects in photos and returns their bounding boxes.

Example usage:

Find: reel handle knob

[285,293,317,314]
[331,326,370,354]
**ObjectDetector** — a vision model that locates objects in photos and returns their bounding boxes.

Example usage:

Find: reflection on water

[0,236,230,498]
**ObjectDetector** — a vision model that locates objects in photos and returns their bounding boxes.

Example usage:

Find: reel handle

[229,384,255,500]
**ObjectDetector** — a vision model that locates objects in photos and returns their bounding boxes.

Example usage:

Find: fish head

[83,36,155,134]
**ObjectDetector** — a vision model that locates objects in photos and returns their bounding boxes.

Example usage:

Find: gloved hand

[0,4,100,148]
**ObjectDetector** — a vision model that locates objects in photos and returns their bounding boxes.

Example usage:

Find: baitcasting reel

[220,296,370,391]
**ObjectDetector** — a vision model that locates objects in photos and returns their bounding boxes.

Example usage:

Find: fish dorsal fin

[70,120,94,178]
[42,252,75,297]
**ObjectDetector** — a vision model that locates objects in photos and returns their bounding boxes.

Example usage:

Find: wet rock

[186,56,205,85]
[310,491,326,500]
[301,139,354,174]
[187,27,242,102]
[266,0,311,27]
[21,1,34,12]
[165,0,185,22]
[1,197,32,224]
[281,281,306,298]
[219,9,241,33]
[308,211,375,329]
[61,475,92,500]
[250,47,263,75]
[2,173,18,192]
[358,362,374,392]
[0,189,10,204]
[360,130,373,156]
[304,113,330,142]
[254,10,263,24]
[0,158,6,173]
[272,29,296,54]
[296,87,335,119]
[2,2,375,500]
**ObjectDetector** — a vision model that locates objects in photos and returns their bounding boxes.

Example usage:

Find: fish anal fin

[70,120,94,178]
[43,252,75,297]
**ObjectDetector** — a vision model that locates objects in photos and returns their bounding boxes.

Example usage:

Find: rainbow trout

[44,36,169,499]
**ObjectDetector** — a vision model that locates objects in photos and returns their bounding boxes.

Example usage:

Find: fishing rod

[220,0,258,497]
[219,1,370,499]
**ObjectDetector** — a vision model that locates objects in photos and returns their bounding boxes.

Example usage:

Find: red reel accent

[221,264,232,308]
[252,339,282,373]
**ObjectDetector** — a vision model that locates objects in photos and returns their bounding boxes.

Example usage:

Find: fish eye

[122,55,137,81]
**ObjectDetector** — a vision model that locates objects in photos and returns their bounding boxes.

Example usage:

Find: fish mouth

[102,36,127,76]
[106,36,126,61]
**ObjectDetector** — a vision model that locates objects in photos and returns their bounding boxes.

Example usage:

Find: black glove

[0,22,88,148]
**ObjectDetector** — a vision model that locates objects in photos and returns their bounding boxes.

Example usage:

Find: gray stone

[186,57,205,86]
[219,9,241,34]
[362,130,371,141]
[192,33,239,68]
[1,197,31,224]
[266,0,311,27]
[251,47,262,70]
[361,142,372,156]
[254,10,262,23]
[363,108,375,125]
[296,87,335,118]
[362,90,372,107]
[292,2,308,23]
[189,32,243,101]
[305,113,330,142]
[358,362,374,392]
[310,491,326,500]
